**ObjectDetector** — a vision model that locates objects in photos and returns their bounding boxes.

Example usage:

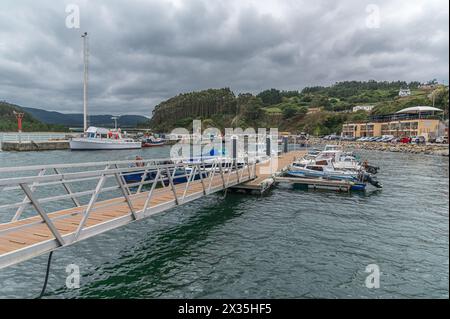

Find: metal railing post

[13,168,46,221]
[20,183,65,246]
[54,168,80,207]
[165,167,179,205]
[207,161,217,193]
[142,169,161,213]
[73,165,109,241]
[181,165,196,202]
[137,163,151,194]
[218,160,227,189]
[197,163,207,195]
[114,171,137,220]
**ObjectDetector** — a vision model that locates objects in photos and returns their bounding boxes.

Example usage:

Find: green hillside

[148,81,449,135]
[0,101,67,132]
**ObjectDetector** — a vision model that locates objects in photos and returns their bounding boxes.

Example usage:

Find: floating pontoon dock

[230,150,305,194]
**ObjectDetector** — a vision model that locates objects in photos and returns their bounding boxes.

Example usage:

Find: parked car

[411,136,426,144]
[323,135,340,141]
[379,135,395,143]
[399,137,411,143]
[435,136,449,144]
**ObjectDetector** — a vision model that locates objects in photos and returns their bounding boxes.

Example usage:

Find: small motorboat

[122,169,159,184]
[288,162,360,181]
[141,136,165,147]
[287,160,382,190]
[121,166,208,185]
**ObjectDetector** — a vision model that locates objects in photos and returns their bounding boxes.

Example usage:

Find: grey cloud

[0,0,448,116]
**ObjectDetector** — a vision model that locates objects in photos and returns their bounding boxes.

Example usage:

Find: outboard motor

[366,174,383,188]
[365,165,380,175]
[362,160,379,175]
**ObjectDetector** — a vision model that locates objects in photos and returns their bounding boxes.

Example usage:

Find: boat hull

[70,139,142,150]
[286,169,358,182]
[142,142,165,147]
[286,171,367,191]
[122,168,207,185]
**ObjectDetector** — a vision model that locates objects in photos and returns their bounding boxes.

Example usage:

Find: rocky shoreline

[308,138,449,157]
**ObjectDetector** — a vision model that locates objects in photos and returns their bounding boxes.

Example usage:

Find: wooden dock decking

[0,151,304,268]
[231,150,306,193]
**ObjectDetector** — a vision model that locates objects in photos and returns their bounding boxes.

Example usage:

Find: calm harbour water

[0,146,448,298]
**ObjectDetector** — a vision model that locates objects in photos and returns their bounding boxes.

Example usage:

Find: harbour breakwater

[308,138,449,156]
[0,140,69,151]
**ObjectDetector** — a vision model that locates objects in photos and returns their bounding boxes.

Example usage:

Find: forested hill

[22,107,149,128]
[0,101,66,132]
[148,80,448,135]
[149,88,237,130]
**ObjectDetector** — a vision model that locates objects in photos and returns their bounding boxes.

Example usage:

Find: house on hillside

[352,105,374,112]
[398,88,411,97]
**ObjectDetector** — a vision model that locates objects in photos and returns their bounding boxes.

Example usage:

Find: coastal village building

[352,105,375,112]
[398,88,411,97]
[342,106,445,141]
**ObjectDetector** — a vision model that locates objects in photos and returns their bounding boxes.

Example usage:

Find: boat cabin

[84,126,129,140]
[324,145,343,152]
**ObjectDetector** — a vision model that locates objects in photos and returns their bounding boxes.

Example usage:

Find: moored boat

[141,136,165,147]
[70,127,142,150]
[286,144,383,190]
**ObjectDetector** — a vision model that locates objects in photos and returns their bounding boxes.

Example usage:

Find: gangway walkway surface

[0,151,303,269]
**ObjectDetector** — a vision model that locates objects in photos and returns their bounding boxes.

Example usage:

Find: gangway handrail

[0,154,258,269]
[0,155,253,173]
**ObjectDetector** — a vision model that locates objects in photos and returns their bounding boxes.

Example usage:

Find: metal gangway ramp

[0,157,257,269]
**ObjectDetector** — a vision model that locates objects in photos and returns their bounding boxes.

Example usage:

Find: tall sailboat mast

[81,32,89,132]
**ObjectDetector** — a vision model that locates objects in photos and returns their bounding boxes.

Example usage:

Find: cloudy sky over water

[0,0,448,116]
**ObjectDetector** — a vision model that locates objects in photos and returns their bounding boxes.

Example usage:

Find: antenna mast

[111,116,119,130]
[81,32,89,132]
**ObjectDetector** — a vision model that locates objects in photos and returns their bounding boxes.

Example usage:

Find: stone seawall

[309,138,449,156]
[1,140,69,151]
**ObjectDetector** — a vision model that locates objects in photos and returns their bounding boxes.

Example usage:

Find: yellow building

[342,106,445,140]
[342,119,442,139]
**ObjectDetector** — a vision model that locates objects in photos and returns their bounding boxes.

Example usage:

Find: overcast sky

[0,0,448,116]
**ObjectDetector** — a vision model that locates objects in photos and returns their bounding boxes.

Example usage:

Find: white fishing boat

[70,127,141,150]
[69,32,141,151]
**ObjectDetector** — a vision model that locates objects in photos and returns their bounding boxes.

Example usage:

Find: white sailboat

[69,32,141,150]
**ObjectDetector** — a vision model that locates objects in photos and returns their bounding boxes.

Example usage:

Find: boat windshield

[324,145,343,151]
[307,166,323,171]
